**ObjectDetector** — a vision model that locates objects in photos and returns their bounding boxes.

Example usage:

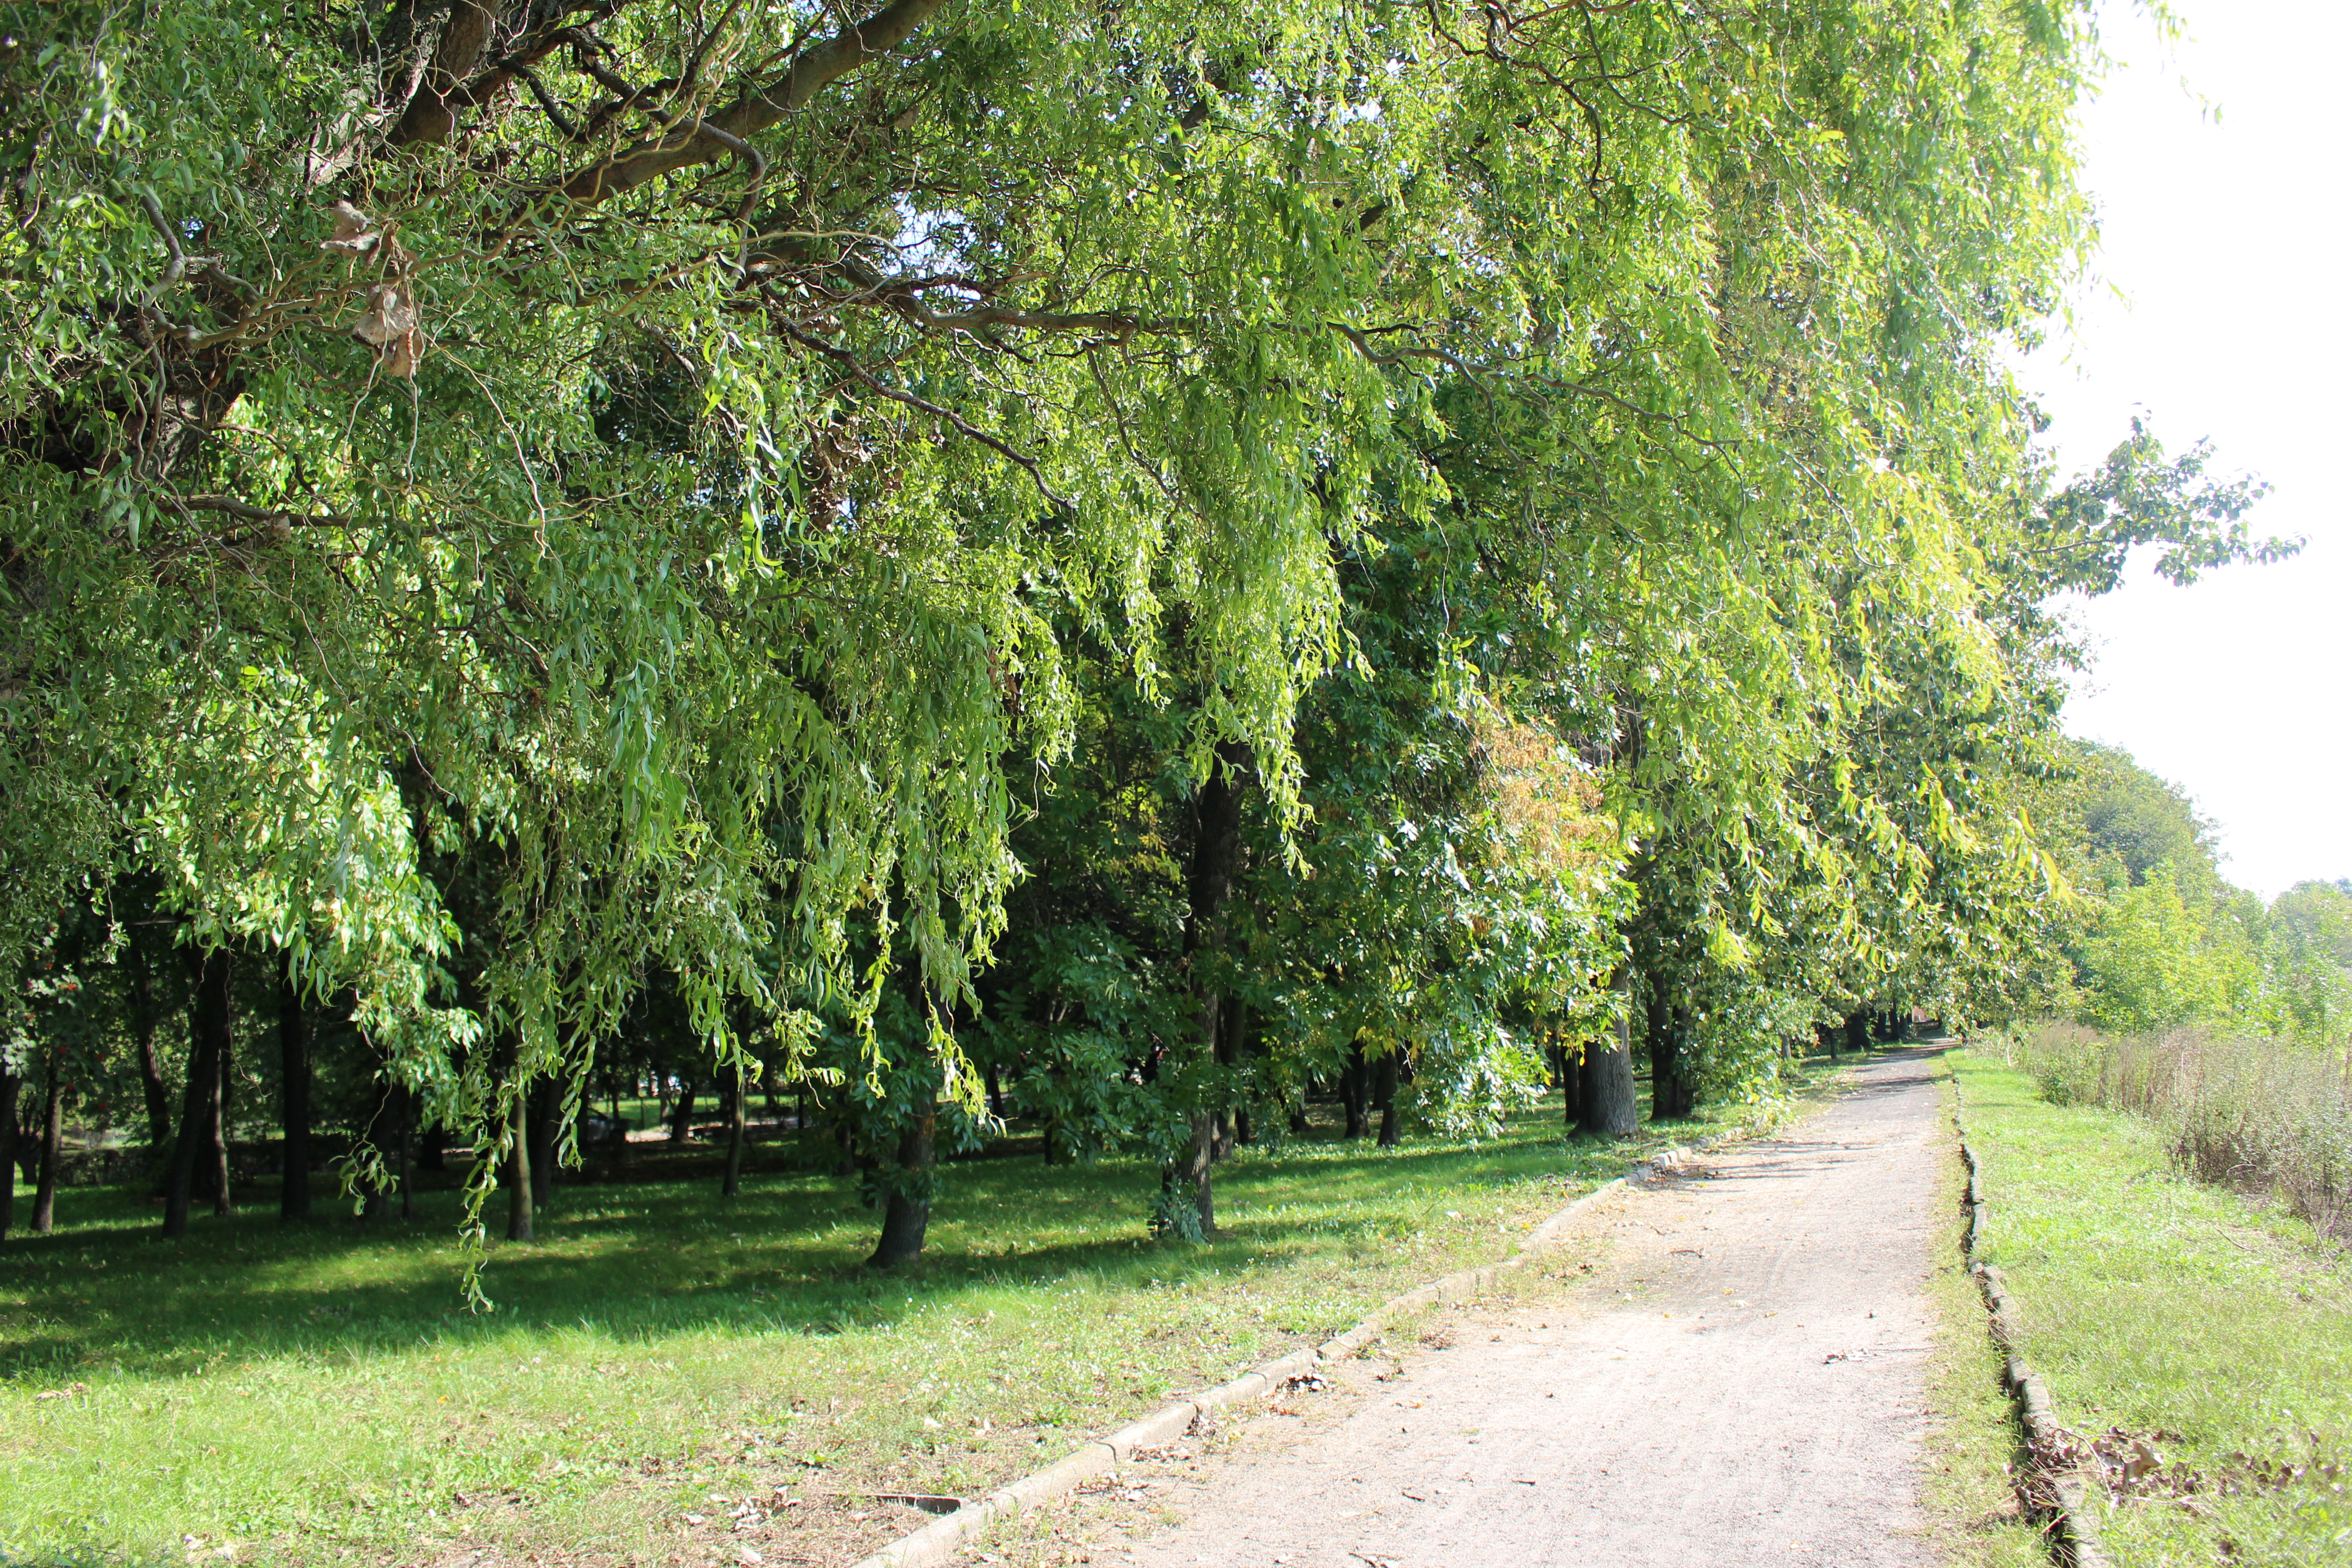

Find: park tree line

[0,0,2285,1273]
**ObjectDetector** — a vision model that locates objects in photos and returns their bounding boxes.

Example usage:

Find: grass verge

[0,1066,1828,1568]
[1946,1047,2352,1568]
[1919,1057,2055,1568]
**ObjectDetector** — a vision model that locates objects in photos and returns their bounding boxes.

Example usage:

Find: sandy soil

[1057,1047,1955,1568]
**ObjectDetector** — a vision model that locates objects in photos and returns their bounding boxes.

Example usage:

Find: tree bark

[278,957,312,1221]
[1558,1039,1584,1127]
[165,948,232,1238]
[505,1086,534,1243]
[1844,1009,1870,1058]
[866,1101,935,1269]
[668,1075,698,1142]
[1579,970,1640,1138]
[0,1065,18,1239]
[31,1049,64,1234]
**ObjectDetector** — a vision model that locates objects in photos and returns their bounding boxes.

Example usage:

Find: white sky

[2023,0,2351,901]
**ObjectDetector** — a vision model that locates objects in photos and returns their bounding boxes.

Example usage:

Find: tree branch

[776,318,1070,514]
[555,0,946,207]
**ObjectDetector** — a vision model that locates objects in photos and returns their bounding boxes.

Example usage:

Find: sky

[2022,0,2352,900]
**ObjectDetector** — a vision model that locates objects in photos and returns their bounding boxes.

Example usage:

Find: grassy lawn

[0,1072,1822,1568]
[1946,1048,2352,1568]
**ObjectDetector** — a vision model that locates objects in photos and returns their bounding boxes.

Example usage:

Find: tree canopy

[0,0,2298,1267]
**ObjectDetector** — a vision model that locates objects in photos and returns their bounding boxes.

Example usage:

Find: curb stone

[1949,1069,2112,1568]
[848,1141,1707,1568]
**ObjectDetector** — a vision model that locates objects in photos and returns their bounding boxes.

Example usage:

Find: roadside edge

[848,1142,1705,1568]
[1948,1058,2112,1568]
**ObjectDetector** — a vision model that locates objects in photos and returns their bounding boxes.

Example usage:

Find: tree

[4,0,2275,1280]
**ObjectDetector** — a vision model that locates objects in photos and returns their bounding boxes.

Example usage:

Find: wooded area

[0,0,2296,1283]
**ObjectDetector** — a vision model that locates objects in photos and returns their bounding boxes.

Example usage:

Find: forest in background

[0,0,2307,1279]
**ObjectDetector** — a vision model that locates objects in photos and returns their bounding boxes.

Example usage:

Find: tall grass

[2012,1021,2352,1242]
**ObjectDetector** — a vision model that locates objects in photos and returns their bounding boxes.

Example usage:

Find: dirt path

[1093,1048,1955,1568]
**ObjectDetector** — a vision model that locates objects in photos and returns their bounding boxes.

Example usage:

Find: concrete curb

[848,1142,1703,1568]
[1949,1073,2111,1568]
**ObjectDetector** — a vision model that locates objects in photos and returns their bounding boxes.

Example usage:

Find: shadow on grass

[0,1046,1871,1386]
[0,1102,1666,1382]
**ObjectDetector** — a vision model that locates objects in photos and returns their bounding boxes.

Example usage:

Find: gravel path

[1110,1047,1953,1568]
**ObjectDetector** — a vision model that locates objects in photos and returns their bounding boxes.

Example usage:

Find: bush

[2013,1022,2352,1242]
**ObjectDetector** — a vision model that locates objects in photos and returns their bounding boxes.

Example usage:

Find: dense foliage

[2027,741,2350,1042]
[0,0,2293,1269]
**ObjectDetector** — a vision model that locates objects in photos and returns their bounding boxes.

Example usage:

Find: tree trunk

[529,1076,557,1207]
[1287,1099,1312,1137]
[1215,997,1249,1155]
[505,1086,534,1243]
[31,1049,64,1234]
[831,1115,856,1177]
[165,948,232,1238]
[668,1075,697,1142]
[1340,1043,1370,1139]
[723,1065,748,1197]
[1559,1039,1583,1127]
[278,958,312,1221]
[0,1065,18,1240]
[1645,987,1695,1122]
[1373,1049,1401,1147]
[164,950,230,1232]
[1579,970,1640,1138]
[396,1083,414,1220]
[866,1101,935,1269]
[1844,1009,1870,1058]
[207,1024,235,1215]
[1161,1108,1219,1240]
[983,1058,1004,1122]
[129,939,173,1149]
[1164,738,1249,1239]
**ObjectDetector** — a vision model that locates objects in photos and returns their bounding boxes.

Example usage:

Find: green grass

[1919,1059,2053,1568]
[0,1078,1811,1567]
[1948,1048,2352,1568]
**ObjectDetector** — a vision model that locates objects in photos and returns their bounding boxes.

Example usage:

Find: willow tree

[4,0,2153,1254]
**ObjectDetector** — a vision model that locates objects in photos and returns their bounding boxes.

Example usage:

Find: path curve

[1112,1047,1952,1568]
